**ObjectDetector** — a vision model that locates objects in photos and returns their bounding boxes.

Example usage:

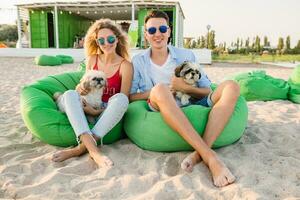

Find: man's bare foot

[207,155,236,187]
[181,151,201,172]
[52,149,77,162]
[90,152,114,168]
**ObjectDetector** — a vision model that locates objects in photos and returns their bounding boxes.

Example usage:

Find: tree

[296,40,300,49]
[254,35,261,53]
[0,24,18,41]
[200,36,206,48]
[277,37,284,51]
[236,38,240,51]
[286,36,291,50]
[207,30,216,49]
[245,37,250,48]
[263,36,269,47]
[191,40,197,49]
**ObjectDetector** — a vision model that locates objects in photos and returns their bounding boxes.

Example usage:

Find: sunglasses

[146,25,169,35]
[97,35,116,45]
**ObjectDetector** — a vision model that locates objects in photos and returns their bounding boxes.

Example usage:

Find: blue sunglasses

[97,35,116,45]
[146,25,169,35]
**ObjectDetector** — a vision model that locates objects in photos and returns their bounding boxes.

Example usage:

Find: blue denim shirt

[130,45,212,94]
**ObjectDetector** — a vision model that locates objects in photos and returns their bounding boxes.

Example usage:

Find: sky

[1,0,300,47]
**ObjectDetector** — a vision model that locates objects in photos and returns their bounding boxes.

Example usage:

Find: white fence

[0,48,212,64]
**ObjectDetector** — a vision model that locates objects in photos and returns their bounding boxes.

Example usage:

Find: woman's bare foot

[181,151,201,172]
[207,155,236,187]
[89,152,114,168]
[52,143,87,162]
[52,149,79,162]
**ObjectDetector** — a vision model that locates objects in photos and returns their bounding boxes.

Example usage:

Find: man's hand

[76,84,90,96]
[170,76,189,92]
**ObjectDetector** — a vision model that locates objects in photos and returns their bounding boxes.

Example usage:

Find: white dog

[54,70,107,123]
[174,61,201,106]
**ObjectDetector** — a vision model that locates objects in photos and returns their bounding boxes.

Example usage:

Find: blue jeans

[59,90,128,144]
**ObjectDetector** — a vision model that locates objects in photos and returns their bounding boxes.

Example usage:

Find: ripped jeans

[58,90,129,144]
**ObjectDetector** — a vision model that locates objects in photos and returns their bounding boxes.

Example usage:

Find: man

[130,10,240,187]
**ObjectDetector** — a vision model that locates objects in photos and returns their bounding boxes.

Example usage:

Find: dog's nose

[95,77,103,82]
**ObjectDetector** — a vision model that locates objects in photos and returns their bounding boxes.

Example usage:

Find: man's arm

[171,76,211,99]
[129,55,150,102]
[129,90,151,101]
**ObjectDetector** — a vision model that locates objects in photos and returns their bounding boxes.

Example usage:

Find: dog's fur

[54,70,107,123]
[174,61,201,106]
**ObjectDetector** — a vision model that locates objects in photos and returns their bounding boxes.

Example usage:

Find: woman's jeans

[59,90,129,144]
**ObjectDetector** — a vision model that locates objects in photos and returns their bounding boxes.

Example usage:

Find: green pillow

[124,96,248,152]
[35,55,62,66]
[228,70,289,101]
[20,71,124,147]
[56,55,74,64]
[288,65,300,103]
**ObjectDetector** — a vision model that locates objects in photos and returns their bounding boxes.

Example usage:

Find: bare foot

[52,149,77,162]
[89,152,114,168]
[207,156,236,187]
[181,151,201,172]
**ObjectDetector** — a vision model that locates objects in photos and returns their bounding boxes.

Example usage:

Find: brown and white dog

[54,70,107,123]
[174,61,201,106]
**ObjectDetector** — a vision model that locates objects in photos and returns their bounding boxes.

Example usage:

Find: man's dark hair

[144,10,169,25]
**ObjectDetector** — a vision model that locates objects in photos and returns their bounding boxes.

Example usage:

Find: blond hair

[84,19,129,60]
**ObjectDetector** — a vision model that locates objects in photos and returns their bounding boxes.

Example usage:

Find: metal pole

[54,5,59,48]
[175,4,179,47]
[131,3,135,23]
[16,7,22,48]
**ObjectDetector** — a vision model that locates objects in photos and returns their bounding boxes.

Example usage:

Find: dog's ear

[174,65,182,77]
[175,62,188,77]
[80,78,90,91]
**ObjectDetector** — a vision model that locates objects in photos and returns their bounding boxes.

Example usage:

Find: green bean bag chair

[56,55,74,64]
[20,71,124,147]
[288,65,300,103]
[124,96,248,152]
[228,70,289,101]
[35,55,62,66]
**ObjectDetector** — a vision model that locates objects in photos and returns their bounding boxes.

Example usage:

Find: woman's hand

[76,84,89,96]
[82,99,103,116]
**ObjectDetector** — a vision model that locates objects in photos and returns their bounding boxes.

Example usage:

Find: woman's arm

[120,60,133,97]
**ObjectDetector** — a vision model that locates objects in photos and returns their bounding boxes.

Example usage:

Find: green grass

[212,54,300,63]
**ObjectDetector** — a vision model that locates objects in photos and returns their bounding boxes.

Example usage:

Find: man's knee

[150,83,172,102]
[224,80,240,97]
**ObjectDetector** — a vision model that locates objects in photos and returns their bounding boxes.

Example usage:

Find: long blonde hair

[84,19,129,60]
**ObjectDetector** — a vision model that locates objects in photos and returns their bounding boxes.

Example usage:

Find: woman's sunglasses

[146,25,169,35]
[97,35,116,45]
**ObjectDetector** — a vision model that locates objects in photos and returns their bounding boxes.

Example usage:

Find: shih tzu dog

[54,70,107,123]
[174,61,201,106]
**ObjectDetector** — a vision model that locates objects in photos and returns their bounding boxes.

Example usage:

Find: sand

[0,57,299,200]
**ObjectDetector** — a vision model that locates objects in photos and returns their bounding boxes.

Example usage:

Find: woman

[52,19,133,167]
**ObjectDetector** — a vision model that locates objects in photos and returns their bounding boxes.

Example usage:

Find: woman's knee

[109,93,129,109]
[63,90,80,100]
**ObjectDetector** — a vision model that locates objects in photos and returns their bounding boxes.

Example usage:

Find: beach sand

[0,57,299,199]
